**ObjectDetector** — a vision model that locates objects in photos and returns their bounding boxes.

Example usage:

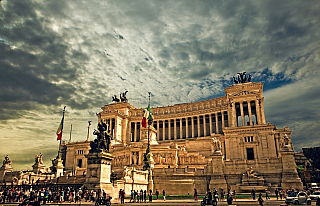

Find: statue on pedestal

[280,134,292,150]
[2,155,12,166]
[211,137,222,153]
[90,114,112,153]
[34,153,44,165]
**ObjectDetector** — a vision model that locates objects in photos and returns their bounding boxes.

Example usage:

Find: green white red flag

[56,116,64,141]
[142,105,152,128]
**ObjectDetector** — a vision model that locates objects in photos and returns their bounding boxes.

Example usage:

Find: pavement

[2,197,318,206]
[0,197,295,206]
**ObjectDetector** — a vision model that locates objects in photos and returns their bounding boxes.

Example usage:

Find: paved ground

[1,198,317,206]
[0,197,317,206]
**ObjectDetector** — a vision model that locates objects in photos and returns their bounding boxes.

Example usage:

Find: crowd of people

[0,186,110,204]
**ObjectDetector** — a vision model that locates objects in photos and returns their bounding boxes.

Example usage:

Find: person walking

[120,189,125,204]
[251,188,256,200]
[258,193,264,206]
[162,190,166,201]
[155,189,159,200]
[275,188,279,200]
[149,189,153,202]
[194,189,198,201]
[265,189,270,200]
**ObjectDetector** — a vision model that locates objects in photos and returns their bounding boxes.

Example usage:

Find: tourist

[130,190,133,202]
[227,193,233,205]
[258,193,264,206]
[233,190,237,201]
[251,188,256,200]
[120,189,125,204]
[265,189,270,200]
[155,189,159,199]
[207,189,212,204]
[275,188,279,200]
[194,188,198,200]
[162,189,166,201]
[144,190,147,203]
[149,189,153,202]
[140,189,143,203]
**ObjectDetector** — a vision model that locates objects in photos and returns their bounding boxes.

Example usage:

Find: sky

[0,0,320,170]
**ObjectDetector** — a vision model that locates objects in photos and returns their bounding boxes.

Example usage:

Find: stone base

[32,164,46,174]
[281,173,303,190]
[84,151,114,192]
[209,175,228,191]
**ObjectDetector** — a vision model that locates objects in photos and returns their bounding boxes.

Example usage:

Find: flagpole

[58,106,66,158]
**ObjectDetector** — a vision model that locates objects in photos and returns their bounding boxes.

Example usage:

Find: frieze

[232,91,257,97]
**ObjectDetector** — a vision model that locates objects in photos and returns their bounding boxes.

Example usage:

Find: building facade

[62,81,302,194]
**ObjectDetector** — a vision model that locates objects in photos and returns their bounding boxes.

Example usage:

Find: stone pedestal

[280,148,303,190]
[0,164,13,183]
[51,156,64,177]
[140,126,158,145]
[32,163,46,174]
[208,151,227,191]
[84,151,114,192]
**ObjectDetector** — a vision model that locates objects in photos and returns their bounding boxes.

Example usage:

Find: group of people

[128,189,166,203]
[203,188,235,205]
[0,186,110,204]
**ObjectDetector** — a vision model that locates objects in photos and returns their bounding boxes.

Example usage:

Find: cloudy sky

[1,0,320,170]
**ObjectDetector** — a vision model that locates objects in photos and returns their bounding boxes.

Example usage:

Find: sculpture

[280,134,291,149]
[245,167,259,178]
[120,91,128,102]
[3,155,12,166]
[233,72,252,84]
[212,137,222,152]
[112,95,120,102]
[35,153,44,165]
[90,114,112,153]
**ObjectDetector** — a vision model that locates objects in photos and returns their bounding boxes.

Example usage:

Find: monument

[84,114,114,192]
[0,155,13,183]
[61,73,303,194]
[32,153,46,174]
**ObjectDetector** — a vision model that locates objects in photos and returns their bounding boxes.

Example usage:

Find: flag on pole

[56,116,64,141]
[142,105,152,128]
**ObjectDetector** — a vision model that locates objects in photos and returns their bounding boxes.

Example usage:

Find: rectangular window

[247,148,254,160]
[78,159,83,168]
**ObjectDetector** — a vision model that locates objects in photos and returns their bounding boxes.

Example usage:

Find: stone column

[248,101,253,126]
[215,113,219,134]
[221,112,225,129]
[134,122,137,142]
[240,102,245,126]
[232,102,237,127]
[174,119,177,140]
[209,114,212,135]
[163,120,166,140]
[168,119,171,140]
[114,118,118,141]
[186,118,189,138]
[255,99,262,125]
[180,118,183,139]
[204,115,207,137]
[197,116,200,137]
[157,121,160,141]
[191,116,195,138]
[261,99,266,124]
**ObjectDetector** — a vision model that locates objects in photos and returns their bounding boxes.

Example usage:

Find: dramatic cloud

[0,0,320,170]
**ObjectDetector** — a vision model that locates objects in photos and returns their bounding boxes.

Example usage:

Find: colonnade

[231,99,265,127]
[130,111,228,142]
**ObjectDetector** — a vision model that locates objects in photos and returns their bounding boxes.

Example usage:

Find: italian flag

[56,116,64,141]
[142,105,152,128]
